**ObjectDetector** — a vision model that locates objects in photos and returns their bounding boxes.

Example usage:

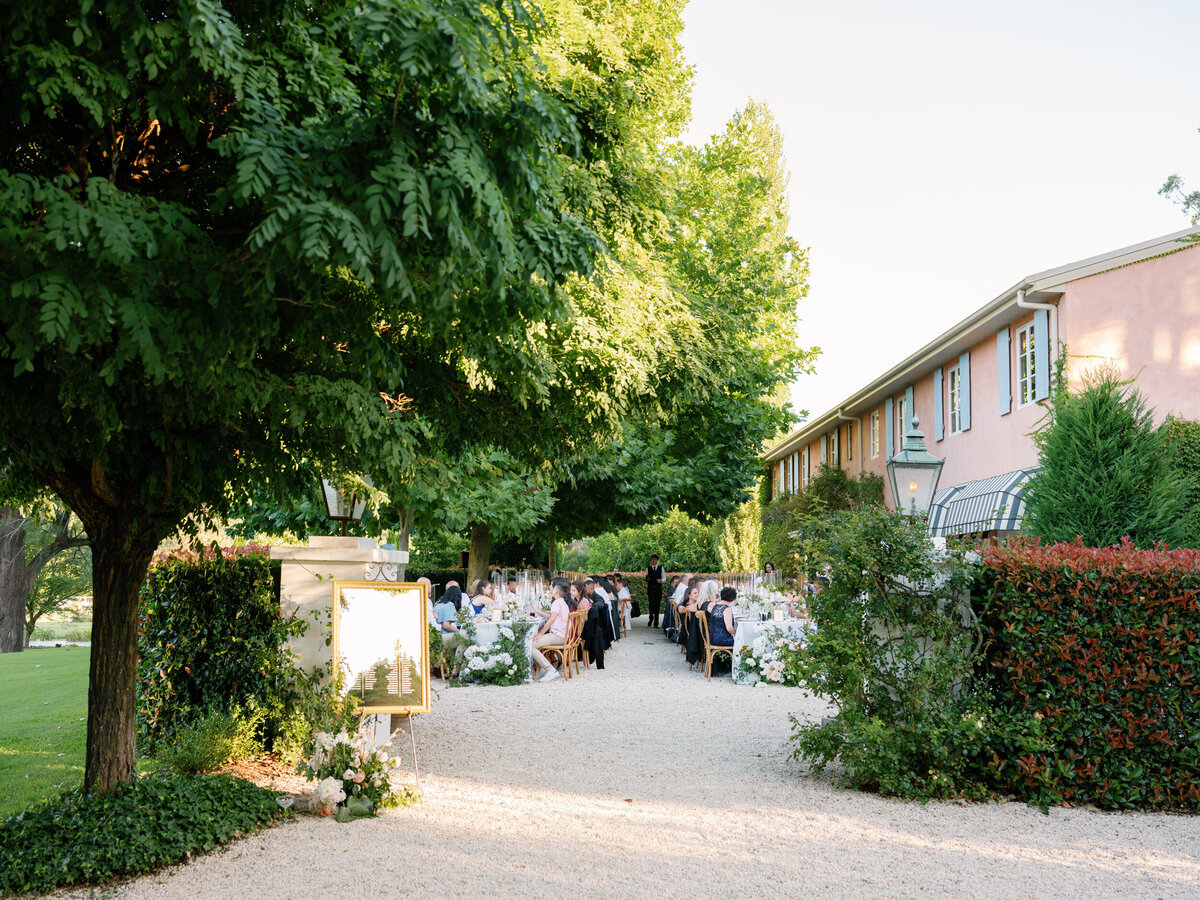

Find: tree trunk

[83,518,157,794]
[396,507,414,582]
[546,528,557,574]
[0,508,33,653]
[467,521,491,587]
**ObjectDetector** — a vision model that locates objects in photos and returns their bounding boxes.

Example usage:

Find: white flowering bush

[458,617,532,686]
[297,727,416,819]
[735,633,808,686]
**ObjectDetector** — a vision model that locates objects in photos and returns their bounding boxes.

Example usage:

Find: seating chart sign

[332,581,430,715]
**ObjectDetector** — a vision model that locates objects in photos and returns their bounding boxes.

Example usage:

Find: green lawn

[0,646,90,819]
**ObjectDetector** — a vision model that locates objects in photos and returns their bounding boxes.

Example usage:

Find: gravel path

[71,619,1200,899]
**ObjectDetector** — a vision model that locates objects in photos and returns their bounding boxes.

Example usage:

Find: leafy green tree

[760,466,883,579]
[0,502,89,653]
[584,508,719,572]
[716,496,762,572]
[0,0,599,792]
[1023,368,1187,548]
[543,101,816,546]
[26,544,92,647]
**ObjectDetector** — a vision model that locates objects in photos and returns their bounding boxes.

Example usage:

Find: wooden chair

[619,599,631,638]
[679,607,691,654]
[537,609,584,680]
[696,611,734,681]
[562,609,587,677]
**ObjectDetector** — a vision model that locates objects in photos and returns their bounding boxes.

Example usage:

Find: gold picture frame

[331,581,430,715]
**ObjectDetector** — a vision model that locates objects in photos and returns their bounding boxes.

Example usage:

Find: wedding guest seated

[531,583,569,682]
[468,579,494,616]
[585,578,615,648]
[696,578,721,613]
[614,575,632,631]
[663,575,682,634]
[570,580,592,613]
[433,586,470,674]
[708,586,738,647]
[435,585,464,632]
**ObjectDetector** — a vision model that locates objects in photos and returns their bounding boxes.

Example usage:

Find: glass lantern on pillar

[885,416,944,518]
[320,477,368,536]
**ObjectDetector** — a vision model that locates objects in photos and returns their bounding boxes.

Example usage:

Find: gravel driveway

[66,619,1200,899]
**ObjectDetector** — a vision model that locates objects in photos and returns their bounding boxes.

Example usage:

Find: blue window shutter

[959,351,971,431]
[1034,309,1050,400]
[933,368,944,441]
[802,447,809,485]
[885,399,894,459]
[904,385,914,433]
[820,435,828,465]
[997,327,1011,415]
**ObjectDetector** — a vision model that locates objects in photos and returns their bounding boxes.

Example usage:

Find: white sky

[680,0,1200,422]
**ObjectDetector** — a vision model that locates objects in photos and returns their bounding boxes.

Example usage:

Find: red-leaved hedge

[979,538,1200,810]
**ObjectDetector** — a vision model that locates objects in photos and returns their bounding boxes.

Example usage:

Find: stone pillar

[271,536,411,678]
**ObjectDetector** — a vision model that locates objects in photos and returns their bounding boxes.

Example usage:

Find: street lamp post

[320,477,367,536]
[885,416,945,518]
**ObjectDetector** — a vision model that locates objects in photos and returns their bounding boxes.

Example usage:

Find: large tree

[0,499,89,652]
[0,0,599,792]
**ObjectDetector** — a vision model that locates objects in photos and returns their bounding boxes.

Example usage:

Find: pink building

[765,229,1200,536]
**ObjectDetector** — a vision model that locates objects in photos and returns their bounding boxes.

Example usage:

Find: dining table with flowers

[448,594,541,684]
[731,617,815,686]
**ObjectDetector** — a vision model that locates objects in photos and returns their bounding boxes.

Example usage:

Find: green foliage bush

[1163,416,1200,547]
[158,706,263,776]
[978,539,1200,811]
[407,529,469,569]
[137,545,307,755]
[1023,368,1187,548]
[0,775,286,895]
[761,465,882,579]
[585,508,719,572]
[788,505,985,801]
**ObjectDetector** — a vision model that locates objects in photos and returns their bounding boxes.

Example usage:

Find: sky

[680,0,1200,423]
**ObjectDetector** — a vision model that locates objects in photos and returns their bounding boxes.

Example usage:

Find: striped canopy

[927,467,1039,537]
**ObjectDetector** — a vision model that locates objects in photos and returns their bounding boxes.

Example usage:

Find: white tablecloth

[731,618,815,684]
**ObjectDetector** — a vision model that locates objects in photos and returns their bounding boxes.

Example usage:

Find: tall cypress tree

[1023,367,1187,548]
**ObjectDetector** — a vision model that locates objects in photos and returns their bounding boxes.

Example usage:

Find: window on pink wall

[949,365,963,434]
[1017,322,1036,406]
[870,411,880,458]
[895,396,907,445]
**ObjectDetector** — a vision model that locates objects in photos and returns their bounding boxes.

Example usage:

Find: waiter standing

[646,554,665,628]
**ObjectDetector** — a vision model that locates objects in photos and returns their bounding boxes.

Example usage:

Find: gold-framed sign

[332,581,430,715]
[772,607,786,623]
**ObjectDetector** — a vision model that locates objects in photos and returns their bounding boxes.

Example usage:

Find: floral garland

[297,726,418,820]
[735,633,809,686]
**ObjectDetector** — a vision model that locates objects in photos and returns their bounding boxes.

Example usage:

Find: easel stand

[361,711,421,793]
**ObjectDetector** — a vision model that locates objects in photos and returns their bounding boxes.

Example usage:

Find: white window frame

[948,365,963,434]
[1016,322,1036,407]
[870,411,880,458]
[895,396,907,445]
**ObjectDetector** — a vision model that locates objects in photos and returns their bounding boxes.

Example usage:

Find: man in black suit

[646,554,665,628]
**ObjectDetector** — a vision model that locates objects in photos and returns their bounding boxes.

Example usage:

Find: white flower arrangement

[735,633,808,686]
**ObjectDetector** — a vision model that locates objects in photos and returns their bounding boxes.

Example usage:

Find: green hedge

[979,539,1200,811]
[137,545,304,753]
